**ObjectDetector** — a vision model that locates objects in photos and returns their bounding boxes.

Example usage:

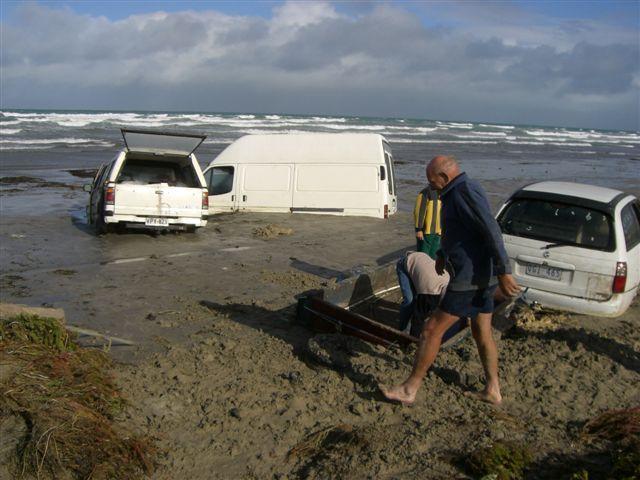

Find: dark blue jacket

[437,172,511,291]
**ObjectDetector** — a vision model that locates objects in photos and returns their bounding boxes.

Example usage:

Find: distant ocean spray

[1,109,638,152]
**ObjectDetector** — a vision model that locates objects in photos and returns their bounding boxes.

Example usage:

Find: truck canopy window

[116,159,198,187]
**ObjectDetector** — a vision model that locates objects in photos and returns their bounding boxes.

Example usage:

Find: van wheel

[186,226,197,234]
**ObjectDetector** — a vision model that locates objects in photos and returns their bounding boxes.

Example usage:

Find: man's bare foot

[464,389,503,406]
[379,383,417,406]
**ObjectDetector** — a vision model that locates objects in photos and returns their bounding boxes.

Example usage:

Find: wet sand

[1,175,639,478]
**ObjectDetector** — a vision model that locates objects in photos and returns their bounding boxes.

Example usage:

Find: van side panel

[238,164,293,211]
[293,164,382,217]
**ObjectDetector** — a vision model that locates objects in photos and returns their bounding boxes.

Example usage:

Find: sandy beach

[1,167,639,478]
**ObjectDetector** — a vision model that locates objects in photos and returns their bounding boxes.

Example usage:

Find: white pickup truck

[85,129,209,233]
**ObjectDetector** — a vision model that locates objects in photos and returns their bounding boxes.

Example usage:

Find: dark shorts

[439,285,498,318]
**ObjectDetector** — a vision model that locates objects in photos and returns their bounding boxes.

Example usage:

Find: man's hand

[498,274,520,297]
[435,256,445,275]
[416,231,424,241]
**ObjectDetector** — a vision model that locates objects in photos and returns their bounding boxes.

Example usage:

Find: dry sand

[113,287,639,479]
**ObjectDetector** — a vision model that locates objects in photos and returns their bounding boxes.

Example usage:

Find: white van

[202,133,398,219]
[497,182,640,317]
[85,129,209,233]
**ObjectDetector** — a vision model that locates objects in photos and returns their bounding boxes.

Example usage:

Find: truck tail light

[384,204,388,219]
[612,261,627,294]
[202,190,209,209]
[105,186,115,205]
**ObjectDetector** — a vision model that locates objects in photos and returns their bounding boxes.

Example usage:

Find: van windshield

[116,159,199,187]
[498,198,614,251]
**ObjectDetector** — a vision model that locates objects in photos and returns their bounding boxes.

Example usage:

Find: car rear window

[498,198,614,251]
[116,159,199,187]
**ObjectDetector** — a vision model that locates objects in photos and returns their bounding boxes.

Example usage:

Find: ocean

[1,109,638,210]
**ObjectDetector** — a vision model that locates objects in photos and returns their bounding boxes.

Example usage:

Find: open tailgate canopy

[121,129,206,156]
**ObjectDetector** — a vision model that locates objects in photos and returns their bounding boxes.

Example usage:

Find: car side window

[98,162,113,187]
[621,202,640,251]
[209,167,234,195]
[92,165,105,188]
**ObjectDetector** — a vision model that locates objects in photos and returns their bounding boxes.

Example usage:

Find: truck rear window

[116,159,199,187]
[498,198,614,251]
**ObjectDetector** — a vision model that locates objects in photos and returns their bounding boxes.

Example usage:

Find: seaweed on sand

[0,314,155,479]
[465,441,532,480]
[582,407,640,479]
[288,423,370,478]
[288,423,367,461]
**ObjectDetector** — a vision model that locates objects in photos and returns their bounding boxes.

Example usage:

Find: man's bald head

[426,155,460,191]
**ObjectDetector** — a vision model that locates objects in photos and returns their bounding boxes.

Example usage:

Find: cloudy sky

[1,1,638,130]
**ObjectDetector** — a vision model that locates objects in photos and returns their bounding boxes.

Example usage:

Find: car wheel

[95,202,108,235]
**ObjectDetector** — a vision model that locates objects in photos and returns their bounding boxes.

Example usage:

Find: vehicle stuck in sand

[497,181,640,317]
[203,133,398,219]
[84,129,209,233]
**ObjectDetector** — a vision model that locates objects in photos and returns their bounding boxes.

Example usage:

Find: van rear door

[383,144,397,215]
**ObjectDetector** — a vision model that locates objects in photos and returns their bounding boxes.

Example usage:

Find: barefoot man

[382,155,520,406]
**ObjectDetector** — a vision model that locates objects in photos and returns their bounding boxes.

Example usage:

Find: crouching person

[396,252,449,338]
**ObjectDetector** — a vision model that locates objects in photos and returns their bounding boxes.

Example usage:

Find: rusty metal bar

[298,295,419,348]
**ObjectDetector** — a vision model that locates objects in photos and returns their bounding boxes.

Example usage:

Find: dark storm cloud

[559,42,639,94]
[1,1,638,129]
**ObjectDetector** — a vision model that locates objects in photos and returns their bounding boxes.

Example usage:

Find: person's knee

[420,317,445,340]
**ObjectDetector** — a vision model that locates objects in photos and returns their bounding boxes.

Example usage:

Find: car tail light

[202,190,209,209]
[384,204,388,219]
[105,186,115,205]
[612,261,627,294]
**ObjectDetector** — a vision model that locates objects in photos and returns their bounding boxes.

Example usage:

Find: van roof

[522,181,624,203]
[211,133,389,165]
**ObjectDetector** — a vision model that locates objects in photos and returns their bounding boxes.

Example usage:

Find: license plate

[145,217,169,227]
[525,263,563,281]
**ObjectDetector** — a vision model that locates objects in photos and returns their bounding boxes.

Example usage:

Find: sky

[1,1,638,130]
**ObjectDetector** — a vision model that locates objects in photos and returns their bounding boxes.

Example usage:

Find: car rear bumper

[521,287,636,317]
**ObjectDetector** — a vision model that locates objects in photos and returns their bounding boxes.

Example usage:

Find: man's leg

[382,308,460,404]
[470,312,502,405]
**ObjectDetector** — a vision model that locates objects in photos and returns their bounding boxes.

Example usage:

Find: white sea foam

[0,137,112,145]
[388,138,498,144]
[0,129,21,135]
[265,115,281,120]
[453,133,508,139]
[0,145,54,150]
[478,124,515,130]
[435,122,474,129]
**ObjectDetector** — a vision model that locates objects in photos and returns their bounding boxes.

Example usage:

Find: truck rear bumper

[105,214,206,229]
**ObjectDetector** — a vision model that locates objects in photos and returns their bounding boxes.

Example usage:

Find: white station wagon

[497,182,640,317]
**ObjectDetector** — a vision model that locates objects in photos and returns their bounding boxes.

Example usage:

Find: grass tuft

[0,313,155,479]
